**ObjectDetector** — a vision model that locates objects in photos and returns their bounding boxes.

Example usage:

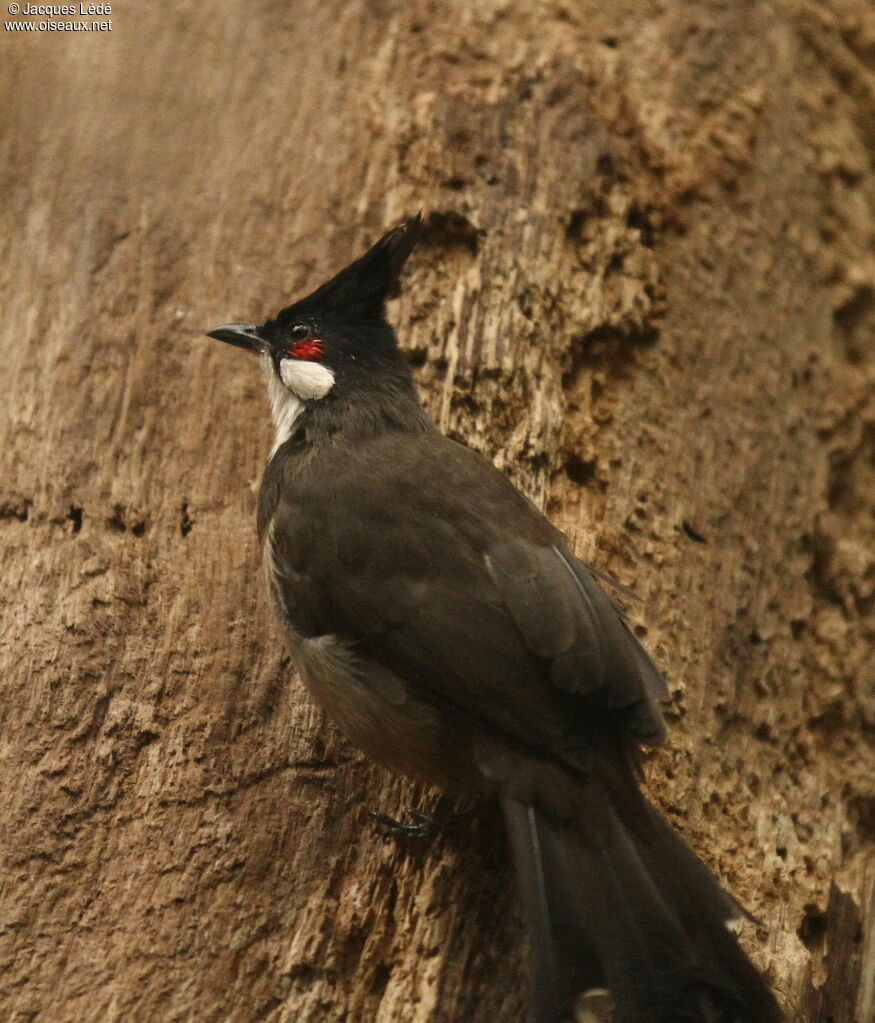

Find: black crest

[276,214,422,326]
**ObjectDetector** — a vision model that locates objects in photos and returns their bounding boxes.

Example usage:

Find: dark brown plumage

[207,218,782,1023]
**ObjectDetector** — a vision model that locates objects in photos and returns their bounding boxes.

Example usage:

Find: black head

[207,215,421,401]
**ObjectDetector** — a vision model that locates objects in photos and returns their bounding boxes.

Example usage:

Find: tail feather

[510,803,581,1023]
[500,764,782,1023]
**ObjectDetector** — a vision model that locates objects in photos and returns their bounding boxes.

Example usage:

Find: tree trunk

[1,2,873,1021]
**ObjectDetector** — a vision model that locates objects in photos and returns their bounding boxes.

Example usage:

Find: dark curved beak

[206,323,269,354]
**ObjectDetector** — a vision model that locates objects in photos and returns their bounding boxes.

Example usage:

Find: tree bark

[1,2,873,1021]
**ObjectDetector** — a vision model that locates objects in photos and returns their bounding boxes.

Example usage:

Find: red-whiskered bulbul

[206,217,782,1023]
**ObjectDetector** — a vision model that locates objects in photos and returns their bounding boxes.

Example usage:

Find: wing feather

[267,431,667,752]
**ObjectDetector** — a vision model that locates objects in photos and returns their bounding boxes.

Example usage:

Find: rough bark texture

[1,2,873,1021]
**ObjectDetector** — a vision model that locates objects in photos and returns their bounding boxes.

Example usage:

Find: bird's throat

[262,353,435,460]
[264,358,304,456]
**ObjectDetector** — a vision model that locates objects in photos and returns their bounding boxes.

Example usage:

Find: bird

[206,215,783,1023]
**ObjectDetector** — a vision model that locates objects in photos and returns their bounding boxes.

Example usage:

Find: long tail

[499,753,782,1023]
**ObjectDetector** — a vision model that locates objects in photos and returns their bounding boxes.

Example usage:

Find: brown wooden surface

[1,2,873,1021]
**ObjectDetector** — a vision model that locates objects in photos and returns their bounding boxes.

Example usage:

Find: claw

[368,808,436,841]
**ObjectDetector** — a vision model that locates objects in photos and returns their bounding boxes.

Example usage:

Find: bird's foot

[368,808,436,841]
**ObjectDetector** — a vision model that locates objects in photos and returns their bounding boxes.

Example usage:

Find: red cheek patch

[286,339,324,360]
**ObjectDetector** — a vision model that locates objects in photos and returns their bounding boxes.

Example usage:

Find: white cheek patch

[279,358,336,400]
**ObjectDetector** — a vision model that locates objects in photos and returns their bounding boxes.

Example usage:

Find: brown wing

[265,431,667,758]
[485,538,667,743]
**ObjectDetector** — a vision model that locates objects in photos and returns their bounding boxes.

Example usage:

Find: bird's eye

[286,338,325,360]
[290,324,310,339]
